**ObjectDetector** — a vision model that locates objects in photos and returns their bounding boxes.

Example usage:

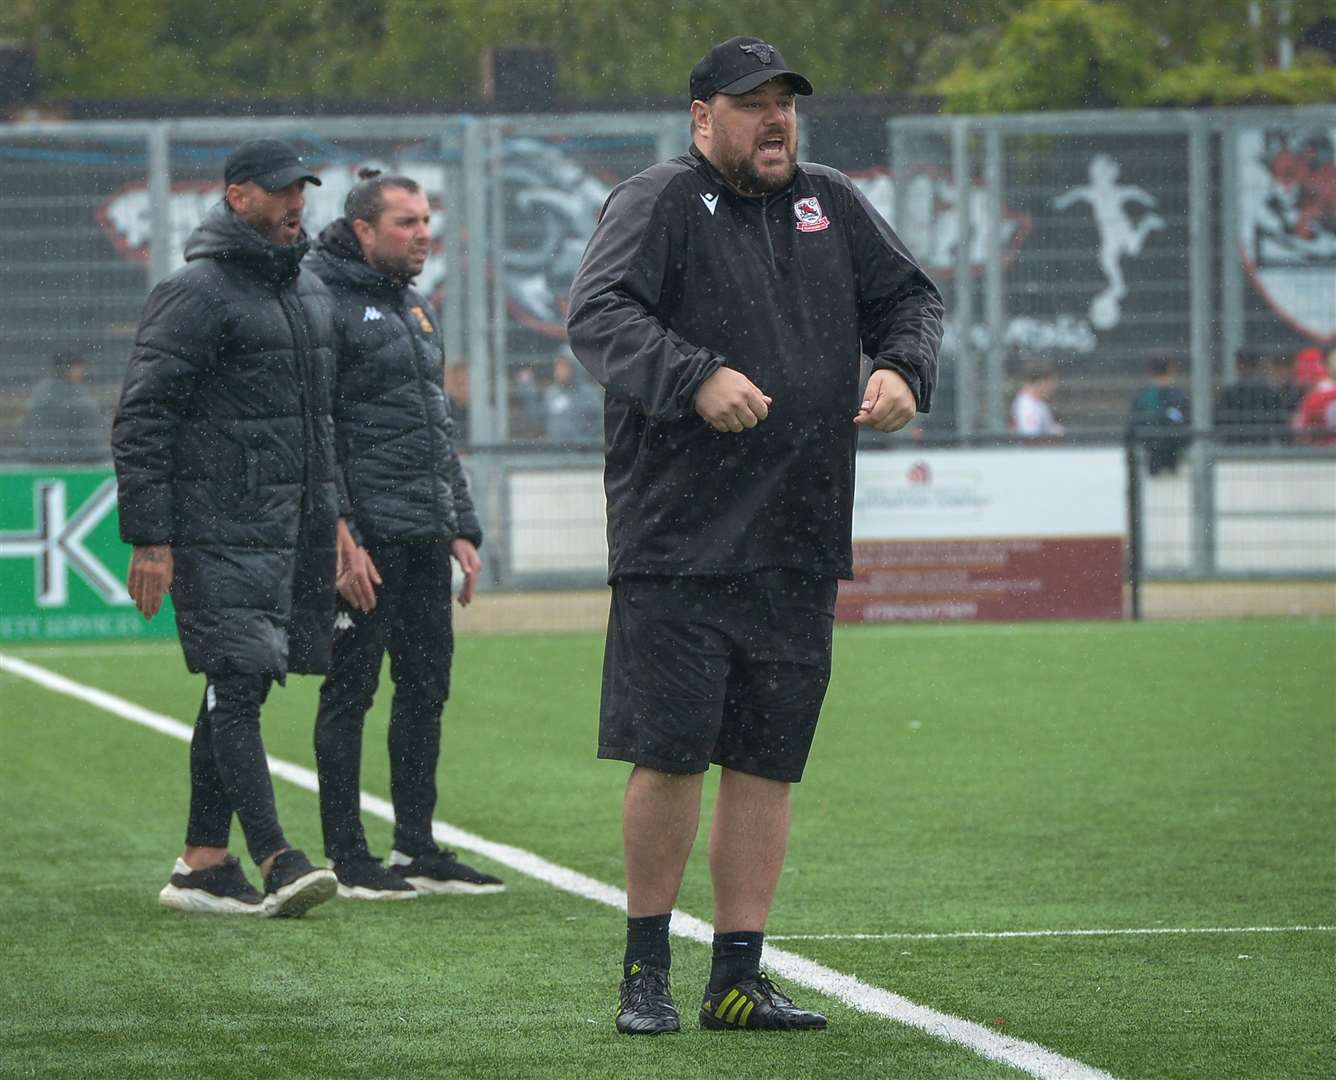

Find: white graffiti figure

[1053,154,1165,330]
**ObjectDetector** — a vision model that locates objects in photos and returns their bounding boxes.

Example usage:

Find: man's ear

[350,217,375,249]
[224,182,247,213]
[691,100,712,139]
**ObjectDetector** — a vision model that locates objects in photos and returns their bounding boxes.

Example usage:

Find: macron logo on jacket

[362,306,384,322]
[700,192,719,216]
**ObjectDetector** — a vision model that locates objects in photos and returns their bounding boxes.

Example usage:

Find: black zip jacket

[305,218,481,550]
[567,146,944,581]
[112,200,338,677]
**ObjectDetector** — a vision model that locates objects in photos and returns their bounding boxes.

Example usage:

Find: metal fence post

[983,127,1006,433]
[147,123,172,288]
[1188,117,1216,576]
[488,120,510,444]
[951,119,977,439]
[441,126,465,395]
[1219,117,1243,383]
[1125,431,1143,620]
[463,117,494,447]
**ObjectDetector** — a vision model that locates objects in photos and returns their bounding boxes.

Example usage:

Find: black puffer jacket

[112,200,338,678]
[306,218,481,549]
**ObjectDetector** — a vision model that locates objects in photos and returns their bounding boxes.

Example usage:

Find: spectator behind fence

[511,364,546,438]
[22,350,106,463]
[1216,349,1287,443]
[544,345,602,443]
[1270,351,1303,416]
[445,360,471,444]
[1292,349,1336,447]
[1128,356,1190,475]
[1011,360,1064,438]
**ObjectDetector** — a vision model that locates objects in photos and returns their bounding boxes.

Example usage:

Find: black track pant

[314,539,454,864]
[185,672,290,866]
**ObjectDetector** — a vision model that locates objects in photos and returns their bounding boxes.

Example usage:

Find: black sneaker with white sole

[159,856,266,915]
[699,972,827,1031]
[388,849,505,895]
[262,849,337,918]
[333,855,417,901]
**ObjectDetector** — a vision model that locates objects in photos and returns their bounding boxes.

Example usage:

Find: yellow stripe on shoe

[739,999,755,1026]
[715,989,739,1019]
[725,994,749,1024]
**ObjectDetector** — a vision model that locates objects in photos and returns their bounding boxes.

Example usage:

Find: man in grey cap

[112,138,341,918]
[568,37,943,1033]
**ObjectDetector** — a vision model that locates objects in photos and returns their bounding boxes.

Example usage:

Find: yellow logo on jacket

[409,306,434,333]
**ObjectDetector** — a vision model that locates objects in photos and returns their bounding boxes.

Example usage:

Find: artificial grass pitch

[1,617,1332,1079]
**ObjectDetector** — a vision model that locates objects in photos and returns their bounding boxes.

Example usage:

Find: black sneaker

[388,849,505,895]
[262,848,337,918]
[616,962,680,1035]
[700,973,827,1031]
[158,856,265,915]
[332,855,417,901]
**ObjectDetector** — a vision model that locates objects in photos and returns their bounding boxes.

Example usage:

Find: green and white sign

[0,467,173,642]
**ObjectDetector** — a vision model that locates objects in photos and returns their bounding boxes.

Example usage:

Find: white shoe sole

[264,868,337,917]
[401,876,506,896]
[158,883,266,915]
[336,883,418,901]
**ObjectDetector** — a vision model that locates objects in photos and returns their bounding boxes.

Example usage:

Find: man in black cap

[568,37,943,1034]
[112,138,340,918]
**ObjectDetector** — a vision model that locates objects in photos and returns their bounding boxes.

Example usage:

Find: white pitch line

[770,926,1336,942]
[2,651,1116,1080]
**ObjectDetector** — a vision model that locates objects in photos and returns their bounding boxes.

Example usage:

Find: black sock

[709,930,764,991]
[624,913,672,978]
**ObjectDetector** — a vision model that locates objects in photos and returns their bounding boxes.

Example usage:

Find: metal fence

[2,106,1333,590]
[888,106,1336,438]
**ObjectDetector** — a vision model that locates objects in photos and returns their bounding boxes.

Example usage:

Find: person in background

[444,360,471,443]
[1292,349,1336,447]
[1216,349,1286,444]
[1128,356,1190,475]
[544,344,603,443]
[22,350,105,463]
[1011,361,1064,438]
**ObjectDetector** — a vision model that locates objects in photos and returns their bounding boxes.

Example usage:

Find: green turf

[1,617,1333,1079]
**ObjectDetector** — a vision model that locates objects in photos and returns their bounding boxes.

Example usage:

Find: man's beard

[369,250,423,281]
[242,208,301,246]
[717,134,798,196]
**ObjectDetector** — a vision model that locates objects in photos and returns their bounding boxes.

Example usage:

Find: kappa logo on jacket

[333,611,354,632]
[363,306,384,322]
[794,196,830,233]
[700,192,719,216]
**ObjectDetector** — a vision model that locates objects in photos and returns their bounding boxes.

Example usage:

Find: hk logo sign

[0,479,130,607]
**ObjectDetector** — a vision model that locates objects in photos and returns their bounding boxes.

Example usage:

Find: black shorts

[598,570,837,783]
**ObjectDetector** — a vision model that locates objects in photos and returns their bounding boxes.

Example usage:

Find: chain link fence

[2,106,1333,589]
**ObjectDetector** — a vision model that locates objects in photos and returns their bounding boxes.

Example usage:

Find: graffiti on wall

[1239,127,1336,343]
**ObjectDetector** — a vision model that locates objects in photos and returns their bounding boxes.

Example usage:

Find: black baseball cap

[689,36,813,102]
[223,138,322,191]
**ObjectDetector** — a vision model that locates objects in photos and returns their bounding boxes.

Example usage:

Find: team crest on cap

[740,42,775,64]
[794,196,830,233]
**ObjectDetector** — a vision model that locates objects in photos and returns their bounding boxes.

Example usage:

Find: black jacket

[112,201,338,677]
[306,218,481,549]
[567,147,944,581]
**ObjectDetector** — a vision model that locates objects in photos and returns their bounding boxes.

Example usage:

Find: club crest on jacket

[794,196,830,233]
